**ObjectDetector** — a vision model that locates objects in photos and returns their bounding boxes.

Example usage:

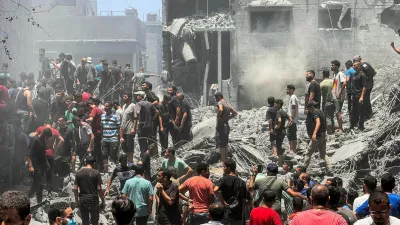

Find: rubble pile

[182,12,235,31]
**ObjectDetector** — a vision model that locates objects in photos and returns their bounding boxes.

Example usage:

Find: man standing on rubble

[305,70,321,111]
[286,85,299,153]
[304,101,331,175]
[177,93,192,143]
[142,81,161,156]
[353,55,376,120]
[345,60,356,124]
[214,92,238,163]
[159,94,172,150]
[351,62,367,131]
[120,92,137,165]
[168,85,181,145]
[274,99,289,166]
[331,60,346,133]
[320,69,336,134]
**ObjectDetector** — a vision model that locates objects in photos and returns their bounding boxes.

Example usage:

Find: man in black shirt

[31,90,49,133]
[214,159,249,225]
[39,48,51,79]
[156,169,181,225]
[159,94,172,150]
[110,60,123,101]
[142,81,161,156]
[55,117,75,176]
[353,55,375,120]
[351,62,367,130]
[275,99,289,166]
[27,127,52,203]
[74,155,105,225]
[99,62,114,102]
[177,93,192,144]
[305,70,321,110]
[104,154,136,196]
[124,64,134,94]
[52,53,73,94]
[266,96,278,156]
[304,101,331,174]
[168,85,181,145]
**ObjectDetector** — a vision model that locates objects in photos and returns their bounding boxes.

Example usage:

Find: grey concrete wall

[146,21,163,74]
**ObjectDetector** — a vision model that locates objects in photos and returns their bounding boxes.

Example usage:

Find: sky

[97,0,162,20]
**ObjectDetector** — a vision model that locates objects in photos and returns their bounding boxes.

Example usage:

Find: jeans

[138,124,152,154]
[79,201,100,225]
[159,123,172,150]
[304,133,331,173]
[188,213,209,225]
[94,133,103,171]
[351,95,366,129]
[365,88,373,120]
[28,168,45,203]
[121,134,135,153]
[46,155,54,192]
[16,109,29,133]
[135,216,149,225]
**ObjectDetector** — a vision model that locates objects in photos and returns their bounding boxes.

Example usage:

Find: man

[39,48,51,79]
[142,81,161,155]
[110,60,123,100]
[168,85,181,145]
[177,93,192,143]
[282,160,294,187]
[161,148,193,183]
[286,84,299,153]
[124,64,135,94]
[56,117,75,176]
[326,185,356,225]
[353,55,376,120]
[86,97,104,171]
[85,57,97,93]
[337,187,358,225]
[391,41,400,55]
[48,202,76,225]
[111,197,137,225]
[156,169,181,225]
[50,90,68,121]
[27,127,52,203]
[179,163,214,225]
[131,67,159,92]
[331,60,346,133]
[274,98,289,166]
[74,58,90,91]
[105,154,136,196]
[351,61,367,131]
[305,70,321,110]
[319,69,336,134]
[0,191,31,225]
[248,163,304,214]
[248,189,281,225]
[214,159,249,225]
[345,60,356,122]
[159,94,172,150]
[100,101,121,172]
[12,118,29,186]
[266,96,278,156]
[73,116,94,170]
[200,203,225,225]
[356,173,400,218]
[135,91,157,179]
[74,155,105,225]
[53,53,72,94]
[15,80,34,133]
[122,164,154,225]
[99,62,113,102]
[304,101,331,174]
[66,55,76,93]
[355,191,400,225]
[290,185,347,225]
[120,92,137,165]
[95,59,105,75]
[214,92,238,163]
[353,175,377,212]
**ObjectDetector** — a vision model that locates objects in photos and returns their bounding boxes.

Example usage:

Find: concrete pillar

[218,31,222,93]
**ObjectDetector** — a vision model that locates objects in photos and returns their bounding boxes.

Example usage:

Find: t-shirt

[144,91,159,104]
[215,175,249,220]
[353,194,370,212]
[89,106,103,134]
[35,126,61,156]
[110,65,122,83]
[346,67,357,94]
[100,70,113,88]
[290,209,348,225]
[60,60,69,80]
[308,81,322,108]
[306,109,326,138]
[75,168,102,204]
[216,99,233,126]
[58,127,74,157]
[100,113,121,142]
[157,182,181,224]
[161,158,188,178]
[124,69,134,81]
[121,103,137,134]
[81,92,91,102]
[336,208,358,225]
[169,95,180,121]
[180,176,214,213]
[320,79,335,103]
[122,175,154,217]
[27,136,47,169]
[287,95,299,124]
[111,165,136,191]
[77,122,92,145]
[32,98,49,123]
[266,106,278,129]
[355,216,400,225]
[136,100,155,129]
[95,64,103,75]
[248,207,282,225]
[361,62,376,90]
[180,100,192,127]
[352,71,367,97]
[253,175,289,213]
[356,193,400,218]
[333,71,346,101]
[276,109,289,134]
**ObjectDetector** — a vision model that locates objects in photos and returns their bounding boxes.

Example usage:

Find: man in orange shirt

[179,163,214,225]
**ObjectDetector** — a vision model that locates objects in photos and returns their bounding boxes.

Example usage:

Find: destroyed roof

[320,1,351,8]
[249,0,294,7]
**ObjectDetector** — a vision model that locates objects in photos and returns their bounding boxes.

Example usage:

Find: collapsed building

[162,0,400,109]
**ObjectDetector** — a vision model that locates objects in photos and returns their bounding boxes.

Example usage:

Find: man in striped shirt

[101,101,121,173]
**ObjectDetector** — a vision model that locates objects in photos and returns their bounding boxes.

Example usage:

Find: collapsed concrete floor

[25,61,400,224]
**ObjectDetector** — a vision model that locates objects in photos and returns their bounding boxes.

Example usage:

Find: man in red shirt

[290,185,347,225]
[179,162,214,225]
[81,84,91,102]
[86,97,104,171]
[248,189,282,225]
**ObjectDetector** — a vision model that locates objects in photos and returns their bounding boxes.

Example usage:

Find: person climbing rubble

[286,85,299,153]
[331,60,346,133]
[350,62,367,131]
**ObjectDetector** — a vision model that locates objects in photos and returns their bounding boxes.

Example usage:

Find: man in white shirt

[286,84,299,153]
[331,60,346,133]
[355,191,400,225]
[353,175,377,212]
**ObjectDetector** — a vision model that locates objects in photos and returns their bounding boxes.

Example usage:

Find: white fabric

[333,71,346,101]
[287,94,299,124]
[354,216,400,225]
[353,194,370,212]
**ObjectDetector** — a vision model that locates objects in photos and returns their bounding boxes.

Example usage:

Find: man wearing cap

[248,163,304,214]
[351,62,367,130]
[286,84,299,153]
[214,92,238,163]
[304,101,331,174]
[353,55,376,120]
[74,155,105,225]
[135,91,157,179]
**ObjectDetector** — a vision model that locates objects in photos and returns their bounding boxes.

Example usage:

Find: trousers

[351,95,366,129]
[28,168,45,203]
[79,201,100,225]
[304,133,331,172]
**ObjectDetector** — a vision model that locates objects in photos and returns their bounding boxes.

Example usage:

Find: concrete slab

[331,139,367,164]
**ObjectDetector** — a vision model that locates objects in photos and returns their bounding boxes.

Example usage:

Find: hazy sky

[97,0,161,20]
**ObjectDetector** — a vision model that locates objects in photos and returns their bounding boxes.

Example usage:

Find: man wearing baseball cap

[304,101,331,174]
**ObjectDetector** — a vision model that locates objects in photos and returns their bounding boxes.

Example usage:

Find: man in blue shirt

[355,173,400,218]
[345,60,356,123]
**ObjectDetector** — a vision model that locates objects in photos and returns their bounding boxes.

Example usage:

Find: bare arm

[392,42,400,54]
[178,166,193,183]
[229,108,238,120]
[88,133,94,151]
[179,185,190,201]
[248,174,256,190]
[74,185,79,202]
[286,188,307,199]
[26,155,33,169]
[54,136,65,152]
[180,112,187,127]
[158,114,163,130]
[309,91,315,101]
[148,195,153,215]
[360,87,366,100]
[175,107,181,122]
[313,117,321,136]
[26,90,33,112]
[275,116,282,130]
[160,189,174,205]
[214,186,227,206]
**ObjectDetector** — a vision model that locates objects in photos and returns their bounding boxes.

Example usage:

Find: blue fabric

[122,176,154,217]
[95,64,103,75]
[356,193,400,218]
[100,113,121,142]
[300,188,308,196]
